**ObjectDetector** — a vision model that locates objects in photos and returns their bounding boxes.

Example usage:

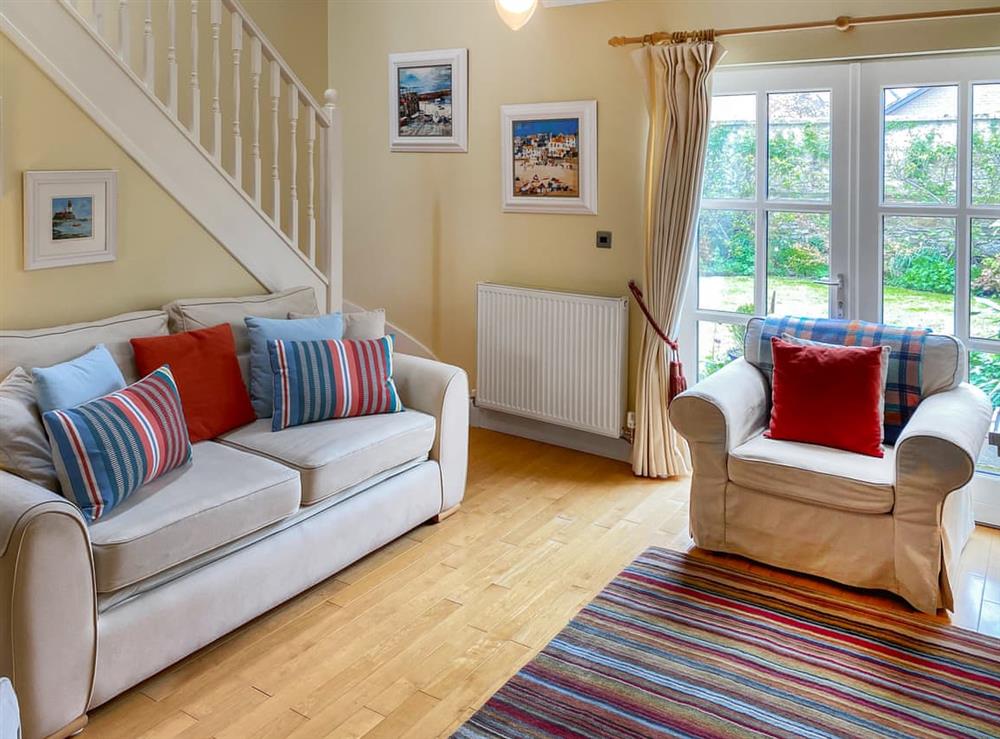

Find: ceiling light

[495,0,538,31]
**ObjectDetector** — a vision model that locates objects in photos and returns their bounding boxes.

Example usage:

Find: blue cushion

[32,344,127,413]
[245,313,344,417]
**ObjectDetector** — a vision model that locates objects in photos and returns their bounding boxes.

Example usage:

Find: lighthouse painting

[51,197,94,240]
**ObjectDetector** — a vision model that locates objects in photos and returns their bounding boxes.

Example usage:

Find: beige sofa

[670,318,992,616]
[0,288,469,739]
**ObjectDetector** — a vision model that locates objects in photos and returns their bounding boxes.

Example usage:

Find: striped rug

[455,548,1000,738]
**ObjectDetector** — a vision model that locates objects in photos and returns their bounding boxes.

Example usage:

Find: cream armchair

[669,320,992,614]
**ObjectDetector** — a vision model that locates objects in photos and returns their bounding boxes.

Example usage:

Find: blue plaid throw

[759,316,930,444]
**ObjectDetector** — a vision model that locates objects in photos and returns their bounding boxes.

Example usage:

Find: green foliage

[883,122,957,204]
[703,124,754,200]
[700,310,752,378]
[767,123,831,200]
[970,352,1000,407]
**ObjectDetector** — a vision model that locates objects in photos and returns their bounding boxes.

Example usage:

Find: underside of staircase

[1,0,342,311]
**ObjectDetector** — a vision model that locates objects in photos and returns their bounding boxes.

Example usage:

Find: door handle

[812,275,844,288]
[812,273,845,318]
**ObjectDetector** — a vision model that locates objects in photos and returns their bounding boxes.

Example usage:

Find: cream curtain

[631,39,725,478]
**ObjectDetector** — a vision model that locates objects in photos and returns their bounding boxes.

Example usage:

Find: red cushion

[766,337,885,458]
[131,324,254,443]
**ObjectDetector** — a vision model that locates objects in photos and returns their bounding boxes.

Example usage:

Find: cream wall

[0,0,328,330]
[328,0,1000,397]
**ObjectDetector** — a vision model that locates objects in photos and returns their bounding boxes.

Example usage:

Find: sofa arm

[0,472,96,739]
[669,358,769,450]
[393,354,469,511]
[895,383,992,504]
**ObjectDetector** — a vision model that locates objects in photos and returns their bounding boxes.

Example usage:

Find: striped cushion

[42,366,192,522]
[268,336,403,431]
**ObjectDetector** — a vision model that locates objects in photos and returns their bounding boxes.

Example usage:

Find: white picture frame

[501,100,597,215]
[23,170,118,270]
[388,48,468,153]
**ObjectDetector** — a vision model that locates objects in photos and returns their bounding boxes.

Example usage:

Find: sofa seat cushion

[89,441,300,593]
[219,410,435,505]
[728,434,895,514]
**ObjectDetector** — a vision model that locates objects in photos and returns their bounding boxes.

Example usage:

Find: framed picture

[23,170,117,270]
[501,100,597,214]
[388,48,468,152]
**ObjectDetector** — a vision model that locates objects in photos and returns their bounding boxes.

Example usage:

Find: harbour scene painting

[51,196,93,240]
[397,64,453,137]
[512,118,579,198]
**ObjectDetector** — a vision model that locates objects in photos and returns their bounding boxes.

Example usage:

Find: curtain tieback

[627,280,688,401]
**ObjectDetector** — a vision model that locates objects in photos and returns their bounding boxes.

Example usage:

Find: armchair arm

[393,354,469,511]
[895,383,992,502]
[669,358,769,450]
[0,471,96,739]
[669,358,768,550]
[892,383,991,614]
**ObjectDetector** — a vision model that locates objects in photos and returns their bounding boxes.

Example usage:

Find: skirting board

[470,400,632,463]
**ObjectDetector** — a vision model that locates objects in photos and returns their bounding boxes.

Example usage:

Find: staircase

[1,0,342,310]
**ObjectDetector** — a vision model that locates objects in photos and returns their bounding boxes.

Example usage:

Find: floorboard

[88,428,1000,737]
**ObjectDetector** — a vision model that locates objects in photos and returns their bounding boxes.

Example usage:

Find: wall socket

[626,411,636,429]
[596,231,612,249]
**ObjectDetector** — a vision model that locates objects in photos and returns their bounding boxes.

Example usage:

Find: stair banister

[15,0,340,307]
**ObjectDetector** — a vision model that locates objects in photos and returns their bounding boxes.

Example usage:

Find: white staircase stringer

[1,0,328,305]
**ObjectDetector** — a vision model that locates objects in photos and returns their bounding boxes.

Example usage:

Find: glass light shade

[495,0,538,31]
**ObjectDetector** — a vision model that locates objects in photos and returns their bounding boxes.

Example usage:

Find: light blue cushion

[245,313,344,417]
[32,344,127,413]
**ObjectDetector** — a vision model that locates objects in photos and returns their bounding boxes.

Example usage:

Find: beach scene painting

[51,196,93,240]
[397,64,453,137]
[501,101,596,214]
[512,118,579,198]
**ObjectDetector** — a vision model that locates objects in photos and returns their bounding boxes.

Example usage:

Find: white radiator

[476,283,629,438]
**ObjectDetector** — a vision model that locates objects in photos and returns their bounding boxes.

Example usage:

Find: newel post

[322,89,343,312]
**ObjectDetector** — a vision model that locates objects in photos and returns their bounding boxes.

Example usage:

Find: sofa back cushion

[163,287,319,383]
[0,310,168,382]
[743,317,964,398]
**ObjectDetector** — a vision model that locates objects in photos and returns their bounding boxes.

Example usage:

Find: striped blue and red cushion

[42,366,192,522]
[268,336,403,431]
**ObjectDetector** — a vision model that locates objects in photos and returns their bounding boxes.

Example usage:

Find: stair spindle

[270,59,281,227]
[190,0,200,141]
[250,37,262,206]
[143,0,155,89]
[210,0,222,163]
[231,17,243,185]
[288,83,299,247]
[118,0,128,64]
[167,0,178,116]
[94,0,105,39]
[307,110,317,262]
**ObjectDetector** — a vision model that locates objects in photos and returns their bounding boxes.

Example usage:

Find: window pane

[704,94,756,200]
[698,321,746,380]
[766,211,830,317]
[972,83,1000,207]
[971,218,1000,340]
[697,210,756,313]
[767,91,831,202]
[882,215,955,333]
[882,85,957,205]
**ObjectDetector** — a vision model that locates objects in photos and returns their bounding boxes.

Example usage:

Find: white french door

[680,63,853,380]
[682,51,1000,523]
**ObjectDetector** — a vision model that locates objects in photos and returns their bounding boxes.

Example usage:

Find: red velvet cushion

[131,324,254,443]
[766,337,885,458]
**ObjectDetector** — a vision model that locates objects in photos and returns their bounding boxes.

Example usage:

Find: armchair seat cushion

[729,434,895,514]
[89,441,301,593]
[219,410,435,506]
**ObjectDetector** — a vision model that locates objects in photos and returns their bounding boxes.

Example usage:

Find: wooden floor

[88,428,1000,738]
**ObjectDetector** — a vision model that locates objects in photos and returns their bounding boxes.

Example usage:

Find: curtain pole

[608,5,1000,47]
